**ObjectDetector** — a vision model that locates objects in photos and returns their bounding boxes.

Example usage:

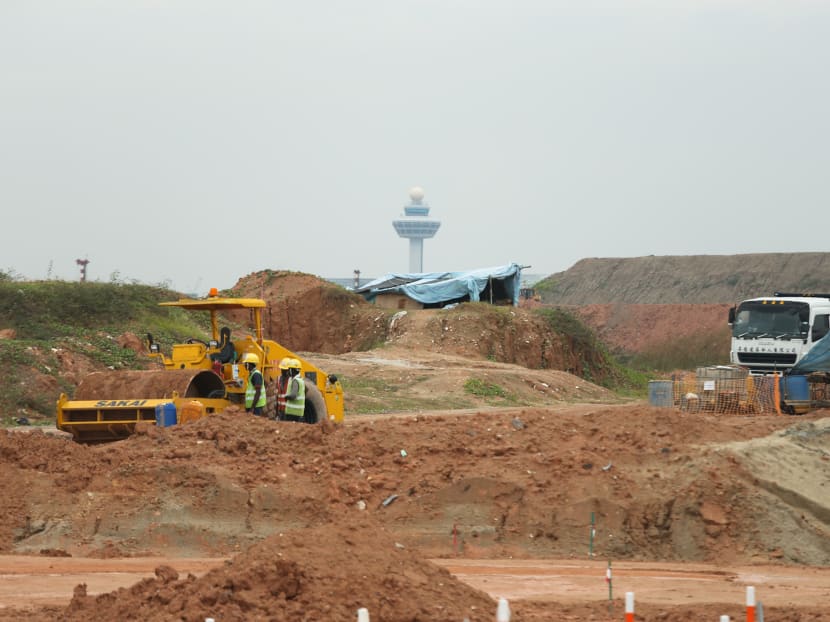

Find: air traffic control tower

[392,186,441,273]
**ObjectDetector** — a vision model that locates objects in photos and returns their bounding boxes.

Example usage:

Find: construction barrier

[664,367,781,415]
[661,367,830,415]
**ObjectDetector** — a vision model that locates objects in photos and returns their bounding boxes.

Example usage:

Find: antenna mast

[76,258,90,282]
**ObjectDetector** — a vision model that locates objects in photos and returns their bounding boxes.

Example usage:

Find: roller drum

[75,369,226,400]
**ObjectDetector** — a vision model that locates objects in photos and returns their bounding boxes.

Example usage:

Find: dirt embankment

[1,405,829,620]
[232,271,612,376]
[566,303,732,355]
[538,252,830,304]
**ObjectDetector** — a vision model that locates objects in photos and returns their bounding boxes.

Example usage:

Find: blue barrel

[155,402,177,427]
[783,375,809,401]
[648,380,673,407]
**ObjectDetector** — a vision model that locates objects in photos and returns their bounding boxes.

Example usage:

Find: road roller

[56,291,344,442]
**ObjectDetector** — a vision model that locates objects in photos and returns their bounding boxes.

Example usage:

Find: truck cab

[728,293,830,374]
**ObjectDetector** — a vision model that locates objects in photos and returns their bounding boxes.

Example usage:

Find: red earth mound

[1,402,829,620]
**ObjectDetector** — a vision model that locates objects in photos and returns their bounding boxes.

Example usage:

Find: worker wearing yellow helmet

[241,352,266,416]
[275,357,292,421]
[283,358,306,423]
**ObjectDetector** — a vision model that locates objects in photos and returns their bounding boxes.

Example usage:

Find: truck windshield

[732,301,809,339]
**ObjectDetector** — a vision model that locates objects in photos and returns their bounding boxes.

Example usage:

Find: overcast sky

[2,1,828,293]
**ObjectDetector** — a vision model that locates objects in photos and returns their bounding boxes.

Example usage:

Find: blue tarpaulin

[355,263,523,306]
[791,331,830,373]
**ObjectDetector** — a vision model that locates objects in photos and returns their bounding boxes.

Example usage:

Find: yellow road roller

[56,292,344,442]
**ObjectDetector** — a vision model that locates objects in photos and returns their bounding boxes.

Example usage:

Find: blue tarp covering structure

[791,331,830,373]
[355,263,523,307]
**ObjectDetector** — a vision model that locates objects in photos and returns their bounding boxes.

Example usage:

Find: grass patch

[0,281,212,345]
[464,378,507,398]
[347,394,472,415]
[0,281,177,338]
[463,377,518,405]
[342,374,480,414]
[340,376,399,394]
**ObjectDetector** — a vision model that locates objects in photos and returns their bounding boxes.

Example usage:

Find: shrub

[464,378,507,398]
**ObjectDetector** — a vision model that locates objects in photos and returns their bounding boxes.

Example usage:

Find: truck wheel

[304,383,328,424]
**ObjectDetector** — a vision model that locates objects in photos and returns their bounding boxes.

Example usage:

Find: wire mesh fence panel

[669,370,780,415]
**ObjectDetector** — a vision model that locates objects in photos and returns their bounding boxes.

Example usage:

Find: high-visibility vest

[276,375,289,414]
[245,369,266,408]
[284,376,305,418]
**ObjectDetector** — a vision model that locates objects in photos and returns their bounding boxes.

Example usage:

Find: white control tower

[392,186,441,273]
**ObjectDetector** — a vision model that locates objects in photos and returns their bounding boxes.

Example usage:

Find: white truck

[728,292,830,374]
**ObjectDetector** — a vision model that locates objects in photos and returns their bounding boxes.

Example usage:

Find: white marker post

[357,607,370,622]
[606,560,613,617]
[625,591,634,621]
[747,586,756,622]
[496,597,511,622]
[720,616,730,622]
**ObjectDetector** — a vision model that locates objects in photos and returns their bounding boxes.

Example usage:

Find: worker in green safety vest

[283,358,306,423]
[241,352,266,416]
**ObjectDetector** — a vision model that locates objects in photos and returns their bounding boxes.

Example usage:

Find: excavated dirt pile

[61,516,499,622]
[1,405,829,620]
[229,271,614,379]
[229,271,390,353]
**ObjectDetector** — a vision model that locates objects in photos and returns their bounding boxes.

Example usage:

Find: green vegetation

[535,307,596,351]
[0,281,176,337]
[341,375,473,414]
[604,365,651,398]
[340,376,400,394]
[0,339,73,424]
[535,307,649,396]
[464,378,507,398]
[463,377,518,405]
[532,276,557,298]
[0,280,215,424]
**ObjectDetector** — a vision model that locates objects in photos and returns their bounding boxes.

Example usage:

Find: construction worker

[282,358,306,423]
[210,326,235,365]
[241,352,266,416]
[276,358,291,421]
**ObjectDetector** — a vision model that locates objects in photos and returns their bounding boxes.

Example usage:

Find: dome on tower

[409,186,425,203]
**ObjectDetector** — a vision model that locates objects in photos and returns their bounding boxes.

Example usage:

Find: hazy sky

[2,1,828,294]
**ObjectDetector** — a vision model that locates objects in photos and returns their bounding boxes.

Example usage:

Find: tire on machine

[303,382,328,424]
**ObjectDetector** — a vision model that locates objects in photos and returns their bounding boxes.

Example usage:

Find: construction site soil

[2,406,829,621]
[2,272,829,621]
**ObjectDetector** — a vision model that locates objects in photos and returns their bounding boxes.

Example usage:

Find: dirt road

[3,555,827,612]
